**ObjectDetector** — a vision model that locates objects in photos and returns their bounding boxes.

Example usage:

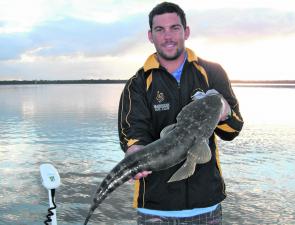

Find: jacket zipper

[176,77,190,208]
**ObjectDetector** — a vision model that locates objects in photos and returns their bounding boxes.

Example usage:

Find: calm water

[0,84,294,225]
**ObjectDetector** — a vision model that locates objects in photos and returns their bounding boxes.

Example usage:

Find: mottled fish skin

[83,93,223,225]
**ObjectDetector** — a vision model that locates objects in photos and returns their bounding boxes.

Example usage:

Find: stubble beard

[157,46,184,61]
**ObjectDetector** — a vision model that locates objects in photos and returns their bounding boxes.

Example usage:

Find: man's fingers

[142,171,152,177]
[132,171,152,180]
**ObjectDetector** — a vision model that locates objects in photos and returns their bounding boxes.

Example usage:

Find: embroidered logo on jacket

[156,91,165,103]
[153,91,170,112]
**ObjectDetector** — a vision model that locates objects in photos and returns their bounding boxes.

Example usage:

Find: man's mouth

[162,42,177,49]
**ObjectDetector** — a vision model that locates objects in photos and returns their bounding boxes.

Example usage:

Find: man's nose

[163,29,173,39]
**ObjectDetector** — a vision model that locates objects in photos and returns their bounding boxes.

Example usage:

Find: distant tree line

[0,79,294,85]
[230,80,295,84]
[0,79,128,85]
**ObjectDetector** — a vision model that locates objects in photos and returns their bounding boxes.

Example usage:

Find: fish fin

[168,156,197,183]
[167,139,211,183]
[160,123,176,138]
[194,139,212,164]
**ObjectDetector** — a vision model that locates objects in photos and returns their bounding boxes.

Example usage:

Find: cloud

[187,8,295,41]
[31,16,146,56]
[1,5,295,80]
[0,53,148,80]
[0,33,33,60]
[1,7,295,61]
[0,15,147,61]
[31,7,294,58]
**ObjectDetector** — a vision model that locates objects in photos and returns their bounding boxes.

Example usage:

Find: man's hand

[126,145,152,180]
[219,97,231,121]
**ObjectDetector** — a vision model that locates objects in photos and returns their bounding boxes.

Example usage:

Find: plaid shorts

[137,205,222,225]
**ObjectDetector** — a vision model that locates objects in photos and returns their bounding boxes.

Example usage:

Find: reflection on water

[234,87,295,126]
[0,84,294,224]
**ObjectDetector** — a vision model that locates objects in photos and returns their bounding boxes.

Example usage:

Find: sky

[0,0,295,81]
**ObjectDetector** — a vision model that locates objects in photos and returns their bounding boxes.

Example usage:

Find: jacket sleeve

[207,63,244,141]
[118,72,154,152]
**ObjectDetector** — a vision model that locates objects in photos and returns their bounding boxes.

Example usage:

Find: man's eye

[172,26,181,31]
[155,28,163,32]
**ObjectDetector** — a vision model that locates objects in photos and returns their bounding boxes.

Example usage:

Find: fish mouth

[191,89,222,101]
[205,89,221,96]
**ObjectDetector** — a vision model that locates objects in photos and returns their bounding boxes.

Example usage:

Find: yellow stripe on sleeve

[232,111,243,122]
[146,72,153,91]
[214,134,226,195]
[127,139,139,147]
[133,180,140,208]
[217,124,237,133]
[193,62,209,87]
[214,134,222,176]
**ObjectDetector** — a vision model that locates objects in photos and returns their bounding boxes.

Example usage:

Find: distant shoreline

[230,80,295,88]
[0,79,127,85]
[0,79,295,87]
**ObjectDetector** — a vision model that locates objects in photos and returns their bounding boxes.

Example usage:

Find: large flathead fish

[84,91,223,224]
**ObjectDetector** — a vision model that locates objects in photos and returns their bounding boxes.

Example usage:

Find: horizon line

[0,79,295,83]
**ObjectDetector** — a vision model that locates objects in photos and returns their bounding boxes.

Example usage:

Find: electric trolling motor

[40,163,61,225]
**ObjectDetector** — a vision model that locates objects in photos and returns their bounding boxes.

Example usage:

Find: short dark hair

[149,2,187,29]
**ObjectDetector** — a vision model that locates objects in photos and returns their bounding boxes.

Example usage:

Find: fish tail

[84,155,142,223]
[83,204,96,225]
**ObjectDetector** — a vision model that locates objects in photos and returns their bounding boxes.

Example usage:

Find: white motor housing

[40,164,61,190]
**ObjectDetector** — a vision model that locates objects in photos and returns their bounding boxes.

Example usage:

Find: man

[118,2,243,224]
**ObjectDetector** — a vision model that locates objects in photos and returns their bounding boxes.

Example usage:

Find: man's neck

[157,50,186,74]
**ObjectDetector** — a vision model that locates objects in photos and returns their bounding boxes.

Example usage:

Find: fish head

[194,93,223,117]
[176,93,223,135]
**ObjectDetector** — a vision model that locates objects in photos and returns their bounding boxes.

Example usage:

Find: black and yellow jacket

[118,48,243,210]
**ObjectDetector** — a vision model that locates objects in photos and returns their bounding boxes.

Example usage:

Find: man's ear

[184,26,190,40]
[148,30,154,43]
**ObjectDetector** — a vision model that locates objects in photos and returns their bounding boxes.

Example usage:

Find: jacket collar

[143,48,199,72]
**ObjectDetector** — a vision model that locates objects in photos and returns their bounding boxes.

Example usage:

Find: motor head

[40,163,61,190]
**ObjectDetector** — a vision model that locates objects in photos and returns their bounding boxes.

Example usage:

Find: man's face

[148,12,190,61]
